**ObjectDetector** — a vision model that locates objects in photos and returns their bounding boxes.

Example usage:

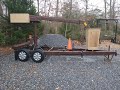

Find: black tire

[31,50,44,63]
[16,49,29,62]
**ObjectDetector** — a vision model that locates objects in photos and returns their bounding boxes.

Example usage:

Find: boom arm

[30,15,89,24]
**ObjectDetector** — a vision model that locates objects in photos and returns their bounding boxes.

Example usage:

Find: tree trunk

[69,0,72,18]
[48,1,51,16]
[104,0,107,18]
[0,2,3,15]
[104,0,107,31]
[112,0,116,18]
[110,0,112,19]
[37,0,40,15]
[85,0,88,18]
[55,0,59,34]
[68,0,73,37]
[44,0,47,16]
[56,0,59,17]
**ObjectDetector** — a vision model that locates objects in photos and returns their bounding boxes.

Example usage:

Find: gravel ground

[0,51,120,90]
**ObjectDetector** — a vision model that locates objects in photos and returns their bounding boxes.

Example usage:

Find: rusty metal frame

[13,43,117,57]
[43,49,117,61]
[44,50,117,56]
[30,15,89,24]
[12,42,117,61]
[41,45,117,61]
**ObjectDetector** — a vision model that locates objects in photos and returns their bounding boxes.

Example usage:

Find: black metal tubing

[97,19,119,43]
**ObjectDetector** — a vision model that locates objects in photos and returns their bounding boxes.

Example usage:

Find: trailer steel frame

[43,47,117,61]
[11,14,118,63]
[13,43,117,62]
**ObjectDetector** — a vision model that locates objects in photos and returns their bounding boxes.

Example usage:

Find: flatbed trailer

[10,13,117,63]
[13,43,117,63]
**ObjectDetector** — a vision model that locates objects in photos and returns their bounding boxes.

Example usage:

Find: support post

[34,23,38,49]
[65,23,68,37]
[114,20,118,43]
[107,45,110,60]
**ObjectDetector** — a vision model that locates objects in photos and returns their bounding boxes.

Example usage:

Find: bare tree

[107,0,116,18]
[85,0,88,18]
[105,0,117,30]
[55,0,59,33]
[112,0,116,18]
[47,0,52,16]
[37,0,40,15]
[82,0,89,18]
[0,2,3,15]
[116,5,120,18]
[44,0,47,16]
[69,0,72,18]
[104,0,107,31]
[110,0,112,18]
[56,0,59,17]
[104,0,107,18]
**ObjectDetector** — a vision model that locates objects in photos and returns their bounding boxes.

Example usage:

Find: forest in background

[0,0,120,46]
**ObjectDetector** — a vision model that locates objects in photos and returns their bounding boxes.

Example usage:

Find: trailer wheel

[17,49,29,62]
[31,50,44,63]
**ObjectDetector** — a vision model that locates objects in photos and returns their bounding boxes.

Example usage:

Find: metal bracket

[81,51,83,58]
[104,55,114,61]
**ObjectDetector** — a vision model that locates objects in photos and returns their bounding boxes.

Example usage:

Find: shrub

[5,30,26,45]
[0,32,5,46]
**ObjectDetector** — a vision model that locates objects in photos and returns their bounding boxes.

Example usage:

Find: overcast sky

[90,0,120,9]
[34,0,120,9]
[34,0,120,16]
[89,0,104,9]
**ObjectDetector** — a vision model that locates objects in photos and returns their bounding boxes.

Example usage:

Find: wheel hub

[18,51,27,60]
[33,52,42,61]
